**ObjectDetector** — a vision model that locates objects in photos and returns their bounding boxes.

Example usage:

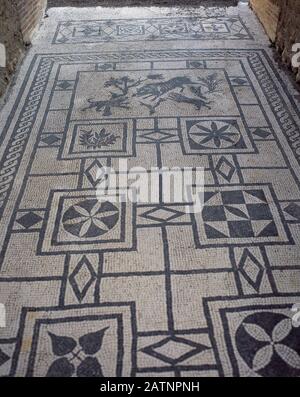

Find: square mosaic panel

[194,184,291,247]
[204,296,300,377]
[14,304,135,377]
[61,120,135,159]
[180,117,255,154]
[39,190,135,254]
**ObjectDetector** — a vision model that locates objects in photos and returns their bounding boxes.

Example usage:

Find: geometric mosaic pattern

[53,16,253,44]
[1,5,300,377]
[194,184,291,247]
[205,296,300,376]
[39,190,134,253]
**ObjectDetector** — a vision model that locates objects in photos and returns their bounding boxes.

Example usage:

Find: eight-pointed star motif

[62,199,119,238]
[189,120,241,149]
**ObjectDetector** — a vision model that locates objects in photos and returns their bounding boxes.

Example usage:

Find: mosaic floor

[1,3,300,377]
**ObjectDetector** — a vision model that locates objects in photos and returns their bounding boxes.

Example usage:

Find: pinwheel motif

[62,199,119,238]
[189,120,240,148]
[235,312,300,377]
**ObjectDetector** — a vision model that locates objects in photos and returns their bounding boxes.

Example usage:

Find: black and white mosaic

[0,5,300,377]
[53,16,253,44]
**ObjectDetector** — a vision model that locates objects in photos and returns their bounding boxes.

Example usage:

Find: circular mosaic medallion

[235,312,300,377]
[62,199,119,238]
[189,120,240,149]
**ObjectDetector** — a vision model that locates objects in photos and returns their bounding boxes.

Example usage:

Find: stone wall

[250,0,300,83]
[0,0,46,98]
[249,0,280,42]
[0,1,24,97]
[276,0,300,82]
[48,0,237,6]
[17,0,47,43]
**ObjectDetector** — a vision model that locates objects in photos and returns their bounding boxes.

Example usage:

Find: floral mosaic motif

[188,120,241,149]
[235,312,300,377]
[47,327,109,377]
[79,128,119,149]
[105,76,145,95]
[62,199,119,238]
[197,72,223,93]
[82,73,221,116]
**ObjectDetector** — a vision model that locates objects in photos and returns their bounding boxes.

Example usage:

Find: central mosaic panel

[60,67,256,159]
[72,69,235,118]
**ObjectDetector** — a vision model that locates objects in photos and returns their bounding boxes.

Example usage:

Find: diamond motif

[141,336,209,365]
[140,129,176,142]
[16,212,42,229]
[238,248,264,292]
[40,135,61,146]
[56,80,72,90]
[69,256,97,302]
[215,156,235,182]
[189,61,205,69]
[140,206,184,223]
[85,160,106,187]
[251,128,271,139]
[231,77,248,85]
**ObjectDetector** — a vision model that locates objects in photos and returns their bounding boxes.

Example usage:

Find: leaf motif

[76,357,104,377]
[275,344,300,369]
[78,218,92,237]
[217,124,230,134]
[92,218,110,231]
[73,205,90,218]
[46,357,75,377]
[225,205,249,220]
[63,216,87,226]
[90,201,103,217]
[243,323,271,342]
[272,318,292,342]
[252,345,273,372]
[79,327,109,355]
[48,332,77,356]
